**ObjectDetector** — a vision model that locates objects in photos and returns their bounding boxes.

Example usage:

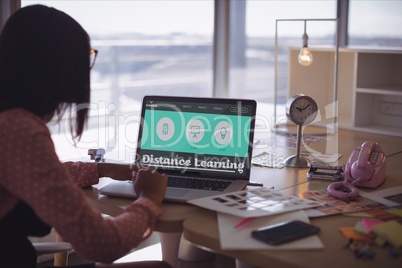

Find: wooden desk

[182,129,402,268]
[85,182,202,233]
[85,128,402,268]
[182,210,402,268]
[84,178,204,267]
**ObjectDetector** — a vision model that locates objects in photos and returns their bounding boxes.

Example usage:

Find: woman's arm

[97,162,133,181]
[64,162,139,187]
[2,107,167,263]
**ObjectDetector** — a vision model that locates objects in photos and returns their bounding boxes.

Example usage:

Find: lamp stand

[273,18,339,136]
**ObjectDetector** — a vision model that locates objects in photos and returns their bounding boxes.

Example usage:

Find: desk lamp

[298,20,313,66]
[273,18,339,135]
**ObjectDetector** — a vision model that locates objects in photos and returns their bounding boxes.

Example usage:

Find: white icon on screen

[220,127,227,139]
[191,126,200,138]
[157,117,174,141]
[187,119,204,143]
[162,123,169,135]
[215,121,232,145]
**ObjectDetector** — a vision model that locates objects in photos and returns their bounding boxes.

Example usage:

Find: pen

[234,217,256,230]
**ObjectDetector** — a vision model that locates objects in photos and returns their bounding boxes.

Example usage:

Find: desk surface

[182,128,402,268]
[85,180,202,233]
[87,128,402,268]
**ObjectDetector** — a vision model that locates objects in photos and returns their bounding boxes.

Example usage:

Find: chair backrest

[34,240,72,266]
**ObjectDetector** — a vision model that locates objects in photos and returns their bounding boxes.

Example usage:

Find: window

[15,0,401,161]
[229,0,337,105]
[21,0,214,161]
[348,0,402,47]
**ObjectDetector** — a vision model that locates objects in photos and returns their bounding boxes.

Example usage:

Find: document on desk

[217,210,324,250]
[359,186,402,207]
[299,189,398,218]
[188,188,324,218]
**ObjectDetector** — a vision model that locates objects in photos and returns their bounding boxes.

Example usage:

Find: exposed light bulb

[298,31,313,66]
[298,47,313,66]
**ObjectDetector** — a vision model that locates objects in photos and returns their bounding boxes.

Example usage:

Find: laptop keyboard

[167,176,232,191]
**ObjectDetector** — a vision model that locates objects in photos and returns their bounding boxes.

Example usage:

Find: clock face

[285,94,318,126]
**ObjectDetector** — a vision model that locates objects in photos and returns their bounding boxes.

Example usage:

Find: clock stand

[283,124,310,168]
[283,94,318,168]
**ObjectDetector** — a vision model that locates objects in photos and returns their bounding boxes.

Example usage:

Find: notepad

[339,227,374,242]
[371,220,402,248]
[361,218,384,233]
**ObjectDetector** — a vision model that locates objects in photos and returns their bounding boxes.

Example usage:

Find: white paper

[188,188,324,218]
[307,153,343,164]
[217,210,324,250]
[359,186,402,207]
[251,151,285,168]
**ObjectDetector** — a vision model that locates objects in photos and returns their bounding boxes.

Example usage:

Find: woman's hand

[132,167,167,206]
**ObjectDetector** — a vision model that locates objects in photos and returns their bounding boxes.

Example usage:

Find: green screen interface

[138,99,255,177]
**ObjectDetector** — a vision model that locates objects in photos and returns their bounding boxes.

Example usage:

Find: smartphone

[251,220,320,245]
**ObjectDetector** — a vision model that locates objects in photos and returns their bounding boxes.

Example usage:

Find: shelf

[356,85,402,96]
[287,47,402,137]
[356,53,402,90]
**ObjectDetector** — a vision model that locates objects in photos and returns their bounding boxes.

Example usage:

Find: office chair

[32,223,172,268]
[33,234,173,268]
[31,149,105,266]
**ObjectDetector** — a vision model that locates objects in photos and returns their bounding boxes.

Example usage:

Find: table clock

[284,94,318,168]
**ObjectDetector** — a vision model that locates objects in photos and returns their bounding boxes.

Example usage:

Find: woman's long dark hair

[0,5,91,141]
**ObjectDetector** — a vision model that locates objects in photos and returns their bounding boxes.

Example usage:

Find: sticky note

[361,218,384,233]
[339,227,374,242]
[371,220,402,248]
[391,209,402,218]
[354,221,370,235]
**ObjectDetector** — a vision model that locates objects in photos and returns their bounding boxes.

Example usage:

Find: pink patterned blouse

[0,109,161,263]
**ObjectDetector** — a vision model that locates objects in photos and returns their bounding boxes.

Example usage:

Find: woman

[0,5,169,268]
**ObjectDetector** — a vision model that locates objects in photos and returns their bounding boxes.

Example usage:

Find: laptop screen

[136,96,256,181]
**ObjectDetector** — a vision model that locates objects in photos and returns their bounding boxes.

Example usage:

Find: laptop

[99,95,257,203]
